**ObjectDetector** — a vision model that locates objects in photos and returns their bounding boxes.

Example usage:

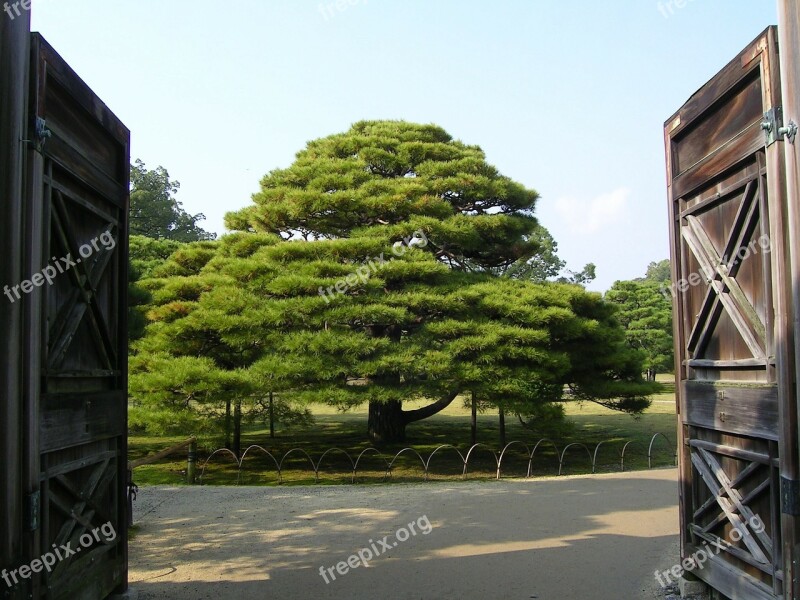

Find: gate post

[187,440,197,485]
[0,9,31,599]
[778,3,800,598]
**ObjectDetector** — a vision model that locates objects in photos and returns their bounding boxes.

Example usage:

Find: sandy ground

[128,468,680,600]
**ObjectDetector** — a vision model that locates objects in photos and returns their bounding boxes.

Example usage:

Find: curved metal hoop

[353,448,391,483]
[192,433,676,485]
[387,447,427,480]
[239,445,282,484]
[198,448,240,484]
[497,442,530,479]
[558,443,592,476]
[647,433,676,469]
[425,445,468,481]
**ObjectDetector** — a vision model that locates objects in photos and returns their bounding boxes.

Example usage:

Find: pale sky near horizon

[30,0,778,291]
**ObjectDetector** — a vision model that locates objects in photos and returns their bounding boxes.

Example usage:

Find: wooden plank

[690,526,774,576]
[665,28,769,138]
[40,450,118,480]
[44,137,128,208]
[692,550,778,600]
[673,73,764,174]
[40,392,126,453]
[688,438,775,466]
[128,437,197,470]
[673,122,764,198]
[685,358,768,368]
[45,177,121,228]
[31,34,129,147]
[682,382,779,441]
[49,545,123,600]
[678,171,758,219]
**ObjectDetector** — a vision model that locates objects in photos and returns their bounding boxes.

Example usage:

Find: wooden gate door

[665,27,799,600]
[25,34,130,600]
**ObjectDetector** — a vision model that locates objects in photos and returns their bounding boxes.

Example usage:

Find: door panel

[665,27,792,599]
[27,34,129,600]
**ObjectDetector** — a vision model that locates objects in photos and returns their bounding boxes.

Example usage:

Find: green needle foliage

[605,278,674,380]
[131,121,656,445]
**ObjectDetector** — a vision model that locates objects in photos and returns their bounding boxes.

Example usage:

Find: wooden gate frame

[666,23,800,600]
[0,14,130,600]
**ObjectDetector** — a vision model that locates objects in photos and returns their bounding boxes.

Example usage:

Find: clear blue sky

[31,0,777,291]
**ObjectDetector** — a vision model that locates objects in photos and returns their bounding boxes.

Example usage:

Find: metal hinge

[27,490,40,531]
[21,117,52,151]
[762,107,797,146]
[781,476,800,515]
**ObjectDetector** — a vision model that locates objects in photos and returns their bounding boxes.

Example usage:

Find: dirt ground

[128,468,680,600]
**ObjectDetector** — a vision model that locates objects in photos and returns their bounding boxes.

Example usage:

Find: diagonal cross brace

[691,448,771,564]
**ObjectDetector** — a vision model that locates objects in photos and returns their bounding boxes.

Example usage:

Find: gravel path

[129,468,680,600]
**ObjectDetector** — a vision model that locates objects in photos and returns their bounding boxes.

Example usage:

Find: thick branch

[402,390,460,425]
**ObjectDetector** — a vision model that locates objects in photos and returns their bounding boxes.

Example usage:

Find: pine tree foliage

[132,121,657,443]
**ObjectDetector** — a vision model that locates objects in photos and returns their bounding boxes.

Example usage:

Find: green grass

[128,376,678,487]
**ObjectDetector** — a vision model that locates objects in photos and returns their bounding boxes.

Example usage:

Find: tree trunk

[225,398,232,450]
[368,400,406,444]
[233,400,242,458]
[268,391,275,439]
[367,391,461,444]
[470,392,477,446]
[498,406,506,448]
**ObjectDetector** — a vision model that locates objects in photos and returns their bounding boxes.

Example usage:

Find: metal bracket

[21,117,52,151]
[35,117,52,151]
[781,476,800,515]
[762,107,797,146]
[781,120,798,144]
[27,490,40,531]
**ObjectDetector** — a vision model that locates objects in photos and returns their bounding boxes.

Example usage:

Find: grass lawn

[129,376,678,487]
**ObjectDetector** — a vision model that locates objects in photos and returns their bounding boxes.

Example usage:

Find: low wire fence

[196,432,677,485]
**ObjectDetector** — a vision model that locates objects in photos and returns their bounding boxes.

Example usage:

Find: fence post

[187,439,197,485]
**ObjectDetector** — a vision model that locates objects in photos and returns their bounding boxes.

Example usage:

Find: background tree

[605,278,673,381]
[557,262,597,286]
[495,225,598,286]
[643,259,671,283]
[130,159,217,242]
[127,235,185,345]
[493,224,565,281]
[128,262,151,344]
[131,121,657,444]
[129,240,313,452]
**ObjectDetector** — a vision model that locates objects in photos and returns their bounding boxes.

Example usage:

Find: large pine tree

[131,121,655,444]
